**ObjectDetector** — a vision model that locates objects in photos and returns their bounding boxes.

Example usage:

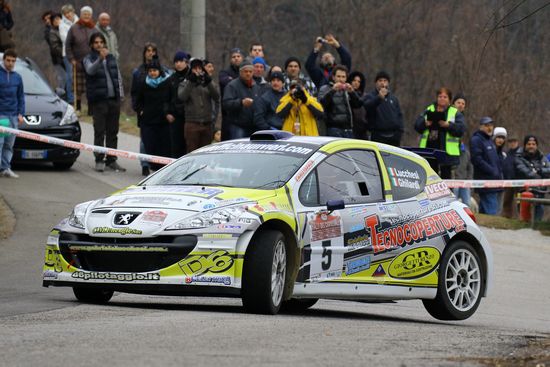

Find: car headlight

[166,205,248,231]
[60,104,78,126]
[68,201,93,229]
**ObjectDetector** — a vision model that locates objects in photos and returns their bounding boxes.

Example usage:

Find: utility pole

[180,0,206,58]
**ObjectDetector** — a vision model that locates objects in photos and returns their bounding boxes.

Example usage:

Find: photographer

[305,34,352,89]
[179,58,220,153]
[318,64,362,138]
[276,80,323,136]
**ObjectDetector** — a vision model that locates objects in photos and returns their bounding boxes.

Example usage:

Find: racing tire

[242,230,287,315]
[423,240,484,320]
[53,161,75,170]
[73,287,114,304]
[281,298,318,313]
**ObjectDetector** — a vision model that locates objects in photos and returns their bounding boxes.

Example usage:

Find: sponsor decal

[345,255,371,275]
[310,270,342,282]
[141,210,168,225]
[197,142,314,155]
[295,160,315,182]
[71,271,160,281]
[185,275,232,285]
[92,227,143,235]
[387,167,421,189]
[178,250,234,276]
[418,198,430,207]
[350,224,364,232]
[113,212,140,226]
[217,224,242,230]
[123,186,224,198]
[68,245,168,252]
[202,233,233,239]
[43,270,59,279]
[203,204,216,210]
[364,209,465,254]
[24,115,41,125]
[372,264,386,277]
[425,182,452,200]
[310,213,342,241]
[377,203,398,213]
[107,196,183,206]
[385,201,449,226]
[388,247,440,279]
[345,231,371,252]
[44,247,63,272]
[237,217,255,224]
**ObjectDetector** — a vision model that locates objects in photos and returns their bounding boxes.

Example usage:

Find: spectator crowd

[0,3,549,221]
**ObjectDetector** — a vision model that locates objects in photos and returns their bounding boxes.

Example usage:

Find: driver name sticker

[308,212,344,281]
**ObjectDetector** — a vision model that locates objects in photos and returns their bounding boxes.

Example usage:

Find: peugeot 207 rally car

[43,131,492,320]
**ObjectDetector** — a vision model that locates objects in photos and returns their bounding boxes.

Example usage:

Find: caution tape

[0,125,175,166]
[2,125,549,188]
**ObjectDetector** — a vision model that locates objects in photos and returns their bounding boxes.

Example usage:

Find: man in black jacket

[514,135,550,221]
[222,60,261,139]
[253,71,285,131]
[83,32,124,172]
[219,48,243,141]
[48,13,66,95]
[318,65,362,138]
[362,71,404,146]
[167,50,190,158]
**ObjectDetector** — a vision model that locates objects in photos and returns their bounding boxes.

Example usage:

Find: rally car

[43,131,493,320]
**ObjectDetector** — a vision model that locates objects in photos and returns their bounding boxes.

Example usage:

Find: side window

[381,152,426,200]
[298,169,319,206]
[315,150,383,205]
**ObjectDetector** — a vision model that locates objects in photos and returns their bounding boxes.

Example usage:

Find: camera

[317,37,328,44]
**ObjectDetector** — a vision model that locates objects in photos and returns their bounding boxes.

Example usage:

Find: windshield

[11,62,53,95]
[142,141,318,189]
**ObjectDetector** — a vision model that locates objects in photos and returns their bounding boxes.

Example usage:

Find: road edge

[0,194,16,240]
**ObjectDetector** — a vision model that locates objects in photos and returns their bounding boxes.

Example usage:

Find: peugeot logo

[24,115,41,125]
[113,212,140,226]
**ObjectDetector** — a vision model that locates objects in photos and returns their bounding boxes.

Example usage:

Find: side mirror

[326,199,345,212]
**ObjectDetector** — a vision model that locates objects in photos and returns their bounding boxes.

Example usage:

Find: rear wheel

[281,298,318,313]
[53,160,75,170]
[423,240,484,320]
[73,287,114,304]
[242,230,287,314]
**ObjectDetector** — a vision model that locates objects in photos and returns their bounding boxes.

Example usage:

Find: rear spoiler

[400,147,454,165]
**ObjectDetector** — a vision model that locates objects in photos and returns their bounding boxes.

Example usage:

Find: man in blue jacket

[470,116,503,214]
[0,49,24,178]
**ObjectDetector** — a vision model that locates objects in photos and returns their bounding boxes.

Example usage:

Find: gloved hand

[188,72,199,84]
[202,74,212,86]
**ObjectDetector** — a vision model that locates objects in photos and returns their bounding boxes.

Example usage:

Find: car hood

[21,94,67,129]
[83,185,277,237]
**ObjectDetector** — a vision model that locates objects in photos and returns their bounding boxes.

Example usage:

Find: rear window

[381,152,426,200]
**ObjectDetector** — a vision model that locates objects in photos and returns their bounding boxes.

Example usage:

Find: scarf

[77,18,95,29]
[146,74,169,88]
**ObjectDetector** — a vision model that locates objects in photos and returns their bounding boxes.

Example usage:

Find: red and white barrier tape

[2,126,549,188]
[0,126,175,166]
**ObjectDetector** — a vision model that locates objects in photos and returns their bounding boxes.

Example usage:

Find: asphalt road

[0,124,549,366]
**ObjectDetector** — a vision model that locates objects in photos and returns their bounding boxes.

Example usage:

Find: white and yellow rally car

[43,131,492,320]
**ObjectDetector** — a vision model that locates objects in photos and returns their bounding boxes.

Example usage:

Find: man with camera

[179,58,220,153]
[318,65,362,138]
[276,80,323,136]
[305,34,352,89]
[362,71,404,146]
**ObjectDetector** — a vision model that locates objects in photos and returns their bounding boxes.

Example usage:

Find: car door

[296,149,386,283]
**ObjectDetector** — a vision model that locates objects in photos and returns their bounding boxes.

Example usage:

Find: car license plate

[22,150,47,159]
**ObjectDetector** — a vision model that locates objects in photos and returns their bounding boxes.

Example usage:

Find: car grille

[14,126,81,150]
[58,232,197,272]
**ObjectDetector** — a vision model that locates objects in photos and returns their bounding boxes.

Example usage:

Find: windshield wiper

[180,164,207,181]
[252,180,287,190]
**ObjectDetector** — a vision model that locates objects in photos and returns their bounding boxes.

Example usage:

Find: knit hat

[239,60,253,70]
[80,6,93,15]
[374,70,390,82]
[252,57,266,67]
[146,56,161,71]
[189,57,203,69]
[452,92,466,103]
[284,56,301,70]
[269,71,284,82]
[230,47,244,57]
[173,50,190,63]
[493,127,507,138]
[523,135,538,146]
[479,116,494,125]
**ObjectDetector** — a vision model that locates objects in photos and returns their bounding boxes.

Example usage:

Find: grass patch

[0,195,15,240]
[476,213,550,236]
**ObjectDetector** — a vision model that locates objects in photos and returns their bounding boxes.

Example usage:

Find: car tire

[53,161,75,170]
[242,230,287,315]
[423,240,484,320]
[281,298,318,313]
[73,287,114,304]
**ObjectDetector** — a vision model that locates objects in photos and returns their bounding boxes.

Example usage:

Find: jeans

[227,124,253,140]
[63,57,74,104]
[453,187,471,206]
[327,127,354,138]
[0,116,17,171]
[479,191,499,215]
[139,140,150,168]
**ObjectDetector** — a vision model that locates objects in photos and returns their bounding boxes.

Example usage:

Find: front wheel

[242,230,287,314]
[423,240,484,320]
[73,287,114,304]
